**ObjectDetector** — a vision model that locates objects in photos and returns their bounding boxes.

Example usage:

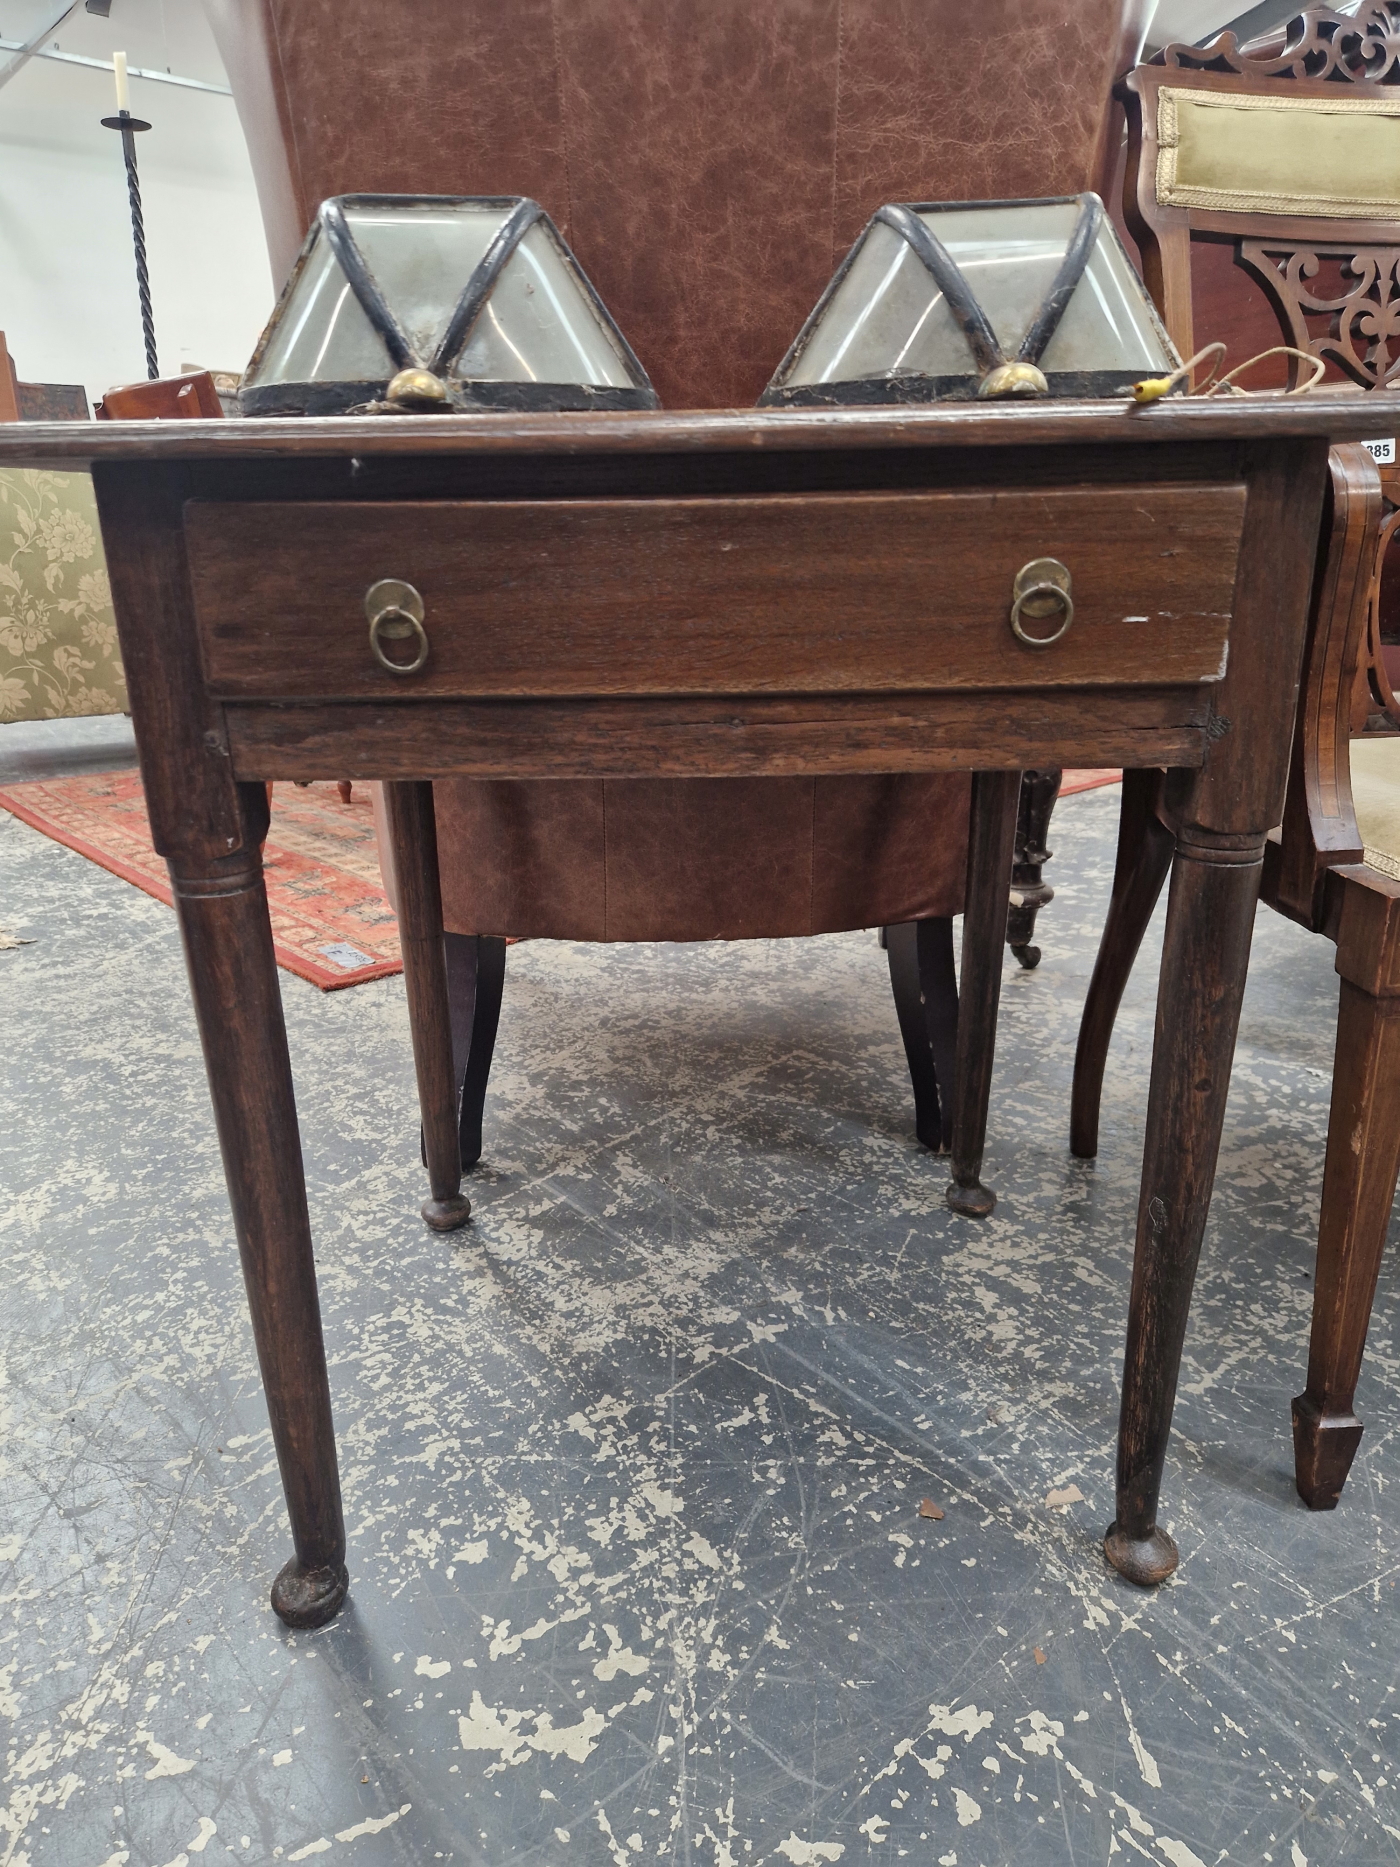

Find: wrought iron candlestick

[101,105,158,380]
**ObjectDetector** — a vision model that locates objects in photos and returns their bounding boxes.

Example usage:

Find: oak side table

[6,396,1379,1626]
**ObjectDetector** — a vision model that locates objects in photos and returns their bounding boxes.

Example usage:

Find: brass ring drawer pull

[366,577,429,675]
[1009,557,1074,648]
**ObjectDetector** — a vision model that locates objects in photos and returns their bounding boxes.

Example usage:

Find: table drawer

[186,485,1245,701]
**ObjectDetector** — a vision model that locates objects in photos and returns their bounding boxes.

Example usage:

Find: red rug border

[1060,769,1122,795]
[0,782,401,992]
[4,767,1123,987]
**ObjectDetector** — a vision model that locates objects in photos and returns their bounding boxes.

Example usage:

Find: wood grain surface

[186,487,1245,701]
[222,689,1213,783]
[0,393,1390,471]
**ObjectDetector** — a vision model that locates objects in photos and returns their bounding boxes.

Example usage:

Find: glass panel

[244,229,395,387]
[451,220,634,387]
[788,219,975,386]
[246,201,635,391]
[786,201,1175,387]
[345,199,512,362]
[1038,217,1176,374]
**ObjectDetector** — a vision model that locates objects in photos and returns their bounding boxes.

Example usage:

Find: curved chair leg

[1070,768,1175,1159]
[1293,979,1400,1508]
[884,917,958,1152]
[1007,768,1062,970]
[383,781,472,1233]
[948,770,1022,1218]
[445,933,507,1170]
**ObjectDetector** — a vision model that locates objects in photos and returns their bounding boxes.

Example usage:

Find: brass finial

[384,367,450,409]
[977,361,1050,400]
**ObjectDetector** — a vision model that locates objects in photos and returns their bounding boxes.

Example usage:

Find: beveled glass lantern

[761,193,1179,406]
[240,195,658,416]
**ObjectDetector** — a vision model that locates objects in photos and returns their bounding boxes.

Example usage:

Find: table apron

[221,689,1212,783]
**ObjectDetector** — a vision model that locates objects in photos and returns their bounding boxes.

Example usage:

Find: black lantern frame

[240,194,658,417]
[760,193,1180,407]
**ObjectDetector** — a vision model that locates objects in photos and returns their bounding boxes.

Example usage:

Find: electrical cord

[1130,341,1326,405]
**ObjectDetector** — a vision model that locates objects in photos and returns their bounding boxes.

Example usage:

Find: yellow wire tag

[1131,375,1176,405]
[1130,343,1226,404]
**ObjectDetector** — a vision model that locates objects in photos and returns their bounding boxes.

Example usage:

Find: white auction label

[1363,437,1396,465]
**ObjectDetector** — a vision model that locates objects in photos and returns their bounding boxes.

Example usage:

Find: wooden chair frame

[1072,1,1400,1510]
[1121,5,1400,382]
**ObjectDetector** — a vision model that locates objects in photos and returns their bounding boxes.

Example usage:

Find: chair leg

[1293,981,1400,1508]
[1070,768,1175,1159]
[948,770,1022,1217]
[885,917,958,1152]
[1007,768,1062,970]
[445,933,507,1170]
[381,781,471,1234]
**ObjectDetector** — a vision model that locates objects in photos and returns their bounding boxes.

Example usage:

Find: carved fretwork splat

[1158,1,1400,83]
[1237,242,1400,389]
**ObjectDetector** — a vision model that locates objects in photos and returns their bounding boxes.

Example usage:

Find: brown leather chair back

[209,0,1150,410]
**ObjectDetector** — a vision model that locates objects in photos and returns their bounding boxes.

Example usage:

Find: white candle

[113,50,129,112]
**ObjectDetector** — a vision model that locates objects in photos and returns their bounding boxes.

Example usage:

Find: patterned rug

[1060,768,1121,795]
[0,768,1122,991]
[0,771,400,989]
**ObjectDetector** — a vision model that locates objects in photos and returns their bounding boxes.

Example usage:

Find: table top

[0,391,1392,469]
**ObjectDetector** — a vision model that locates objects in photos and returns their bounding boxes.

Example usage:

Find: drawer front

[186,485,1245,701]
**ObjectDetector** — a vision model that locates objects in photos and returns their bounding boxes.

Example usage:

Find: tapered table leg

[170,787,347,1629]
[382,781,471,1232]
[1105,831,1263,1585]
[947,770,1022,1218]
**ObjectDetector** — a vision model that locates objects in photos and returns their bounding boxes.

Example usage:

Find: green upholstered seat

[1350,736,1400,879]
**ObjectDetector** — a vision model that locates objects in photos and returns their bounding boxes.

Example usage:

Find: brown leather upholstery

[209,0,1147,939]
[432,775,979,941]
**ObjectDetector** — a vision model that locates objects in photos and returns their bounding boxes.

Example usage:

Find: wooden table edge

[0,392,1391,467]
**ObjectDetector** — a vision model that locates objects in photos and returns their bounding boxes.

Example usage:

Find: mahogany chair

[1071,1,1400,1509]
[209,0,1151,1200]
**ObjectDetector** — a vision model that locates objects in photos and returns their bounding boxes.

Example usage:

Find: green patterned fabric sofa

[0,469,127,722]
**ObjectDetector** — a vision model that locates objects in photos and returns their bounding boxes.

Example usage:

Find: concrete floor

[3,723,1400,1866]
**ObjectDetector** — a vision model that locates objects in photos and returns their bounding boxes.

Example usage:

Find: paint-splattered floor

[4,734,1399,1866]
